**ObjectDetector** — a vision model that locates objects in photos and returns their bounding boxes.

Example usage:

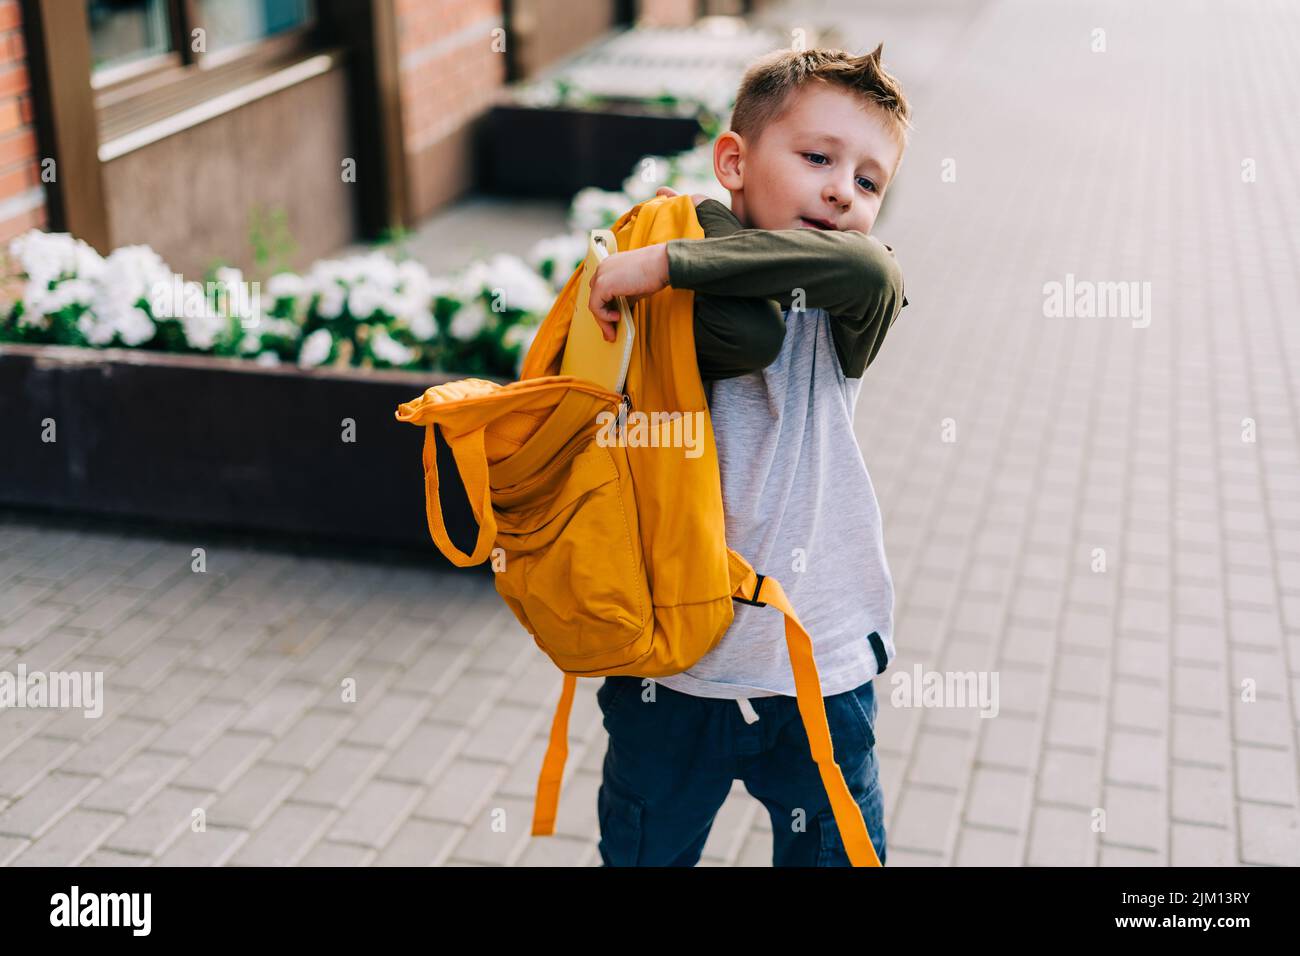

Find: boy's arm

[691,200,787,382]
[669,198,909,379]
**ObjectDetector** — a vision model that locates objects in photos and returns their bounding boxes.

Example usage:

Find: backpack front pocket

[492,439,650,670]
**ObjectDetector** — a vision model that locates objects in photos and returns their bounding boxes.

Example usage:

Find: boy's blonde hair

[730,44,912,149]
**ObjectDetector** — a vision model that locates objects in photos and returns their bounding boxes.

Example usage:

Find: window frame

[89,0,320,113]
[22,0,409,254]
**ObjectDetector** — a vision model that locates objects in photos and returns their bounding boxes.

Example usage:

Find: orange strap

[421,423,498,567]
[530,578,882,867]
[531,672,576,836]
[749,574,882,867]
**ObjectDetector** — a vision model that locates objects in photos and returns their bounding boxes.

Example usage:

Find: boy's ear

[714,132,745,191]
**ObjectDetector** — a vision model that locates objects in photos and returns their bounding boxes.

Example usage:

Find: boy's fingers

[590,291,619,341]
[595,311,617,342]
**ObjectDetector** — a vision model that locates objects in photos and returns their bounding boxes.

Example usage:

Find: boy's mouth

[799,216,835,231]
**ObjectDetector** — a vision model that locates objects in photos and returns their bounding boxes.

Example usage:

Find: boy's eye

[803,153,878,193]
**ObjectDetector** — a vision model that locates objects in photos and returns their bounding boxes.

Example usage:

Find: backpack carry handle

[422,422,498,567]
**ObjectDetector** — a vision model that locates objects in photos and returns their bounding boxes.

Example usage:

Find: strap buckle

[732,572,767,608]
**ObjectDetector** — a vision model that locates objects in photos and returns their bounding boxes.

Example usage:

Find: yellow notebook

[559,229,635,394]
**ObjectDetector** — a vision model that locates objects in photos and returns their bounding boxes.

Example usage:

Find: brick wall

[395,0,628,221]
[395,0,508,220]
[0,0,44,245]
[509,0,617,80]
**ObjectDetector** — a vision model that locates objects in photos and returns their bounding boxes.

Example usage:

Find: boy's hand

[589,242,669,342]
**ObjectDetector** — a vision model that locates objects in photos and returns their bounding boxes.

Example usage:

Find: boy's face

[717,82,903,235]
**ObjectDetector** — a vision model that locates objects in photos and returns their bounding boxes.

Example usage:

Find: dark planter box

[0,344,502,562]
[476,103,704,198]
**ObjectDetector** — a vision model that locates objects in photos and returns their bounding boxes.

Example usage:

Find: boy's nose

[824,188,851,212]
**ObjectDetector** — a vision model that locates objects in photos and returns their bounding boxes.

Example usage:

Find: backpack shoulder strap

[733,568,884,868]
[531,673,577,836]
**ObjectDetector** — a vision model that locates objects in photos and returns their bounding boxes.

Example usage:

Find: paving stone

[207,764,304,830]
[103,787,213,857]
[0,734,77,798]
[261,710,354,771]
[0,772,101,839]
[292,744,388,809]
[8,809,125,866]
[299,840,377,867]
[82,751,185,815]
[141,822,245,866]
[415,758,508,825]
[230,803,338,866]
[174,732,272,793]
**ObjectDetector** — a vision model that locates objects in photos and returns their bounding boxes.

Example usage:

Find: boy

[587,45,911,866]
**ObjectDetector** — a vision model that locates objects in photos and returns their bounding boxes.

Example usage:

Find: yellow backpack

[394,194,882,867]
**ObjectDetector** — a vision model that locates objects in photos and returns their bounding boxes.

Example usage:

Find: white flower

[371,329,415,366]
[264,317,301,340]
[622,155,669,201]
[527,232,590,286]
[405,309,436,342]
[180,306,227,351]
[483,253,553,315]
[390,290,437,341]
[672,140,718,181]
[239,331,263,354]
[316,283,346,319]
[356,251,399,288]
[75,314,108,343]
[299,328,333,367]
[102,244,172,302]
[16,300,50,330]
[77,311,115,346]
[347,283,385,319]
[9,230,105,288]
[513,80,563,108]
[503,321,540,352]
[449,300,489,340]
[255,351,281,367]
[116,306,156,346]
[426,274,456,302]
[28,277,95,315]
[21,277,51,316]
[568,188,631,232]
[395,259,433,295]
[507,323,541,378]
[453,259,493,301]
[266,272,304,300]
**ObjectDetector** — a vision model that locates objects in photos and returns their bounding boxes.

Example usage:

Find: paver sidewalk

[2,0,1298,866]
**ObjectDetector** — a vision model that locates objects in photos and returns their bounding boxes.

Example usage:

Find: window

[87,0,172,74]
[198,0,315,55]
[87,0,317,89]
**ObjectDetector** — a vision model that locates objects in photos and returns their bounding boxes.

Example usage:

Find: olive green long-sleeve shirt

[674,198,908,381]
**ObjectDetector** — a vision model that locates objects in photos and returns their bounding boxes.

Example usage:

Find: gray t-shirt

[655,304,896,699]
[656,201,908,700]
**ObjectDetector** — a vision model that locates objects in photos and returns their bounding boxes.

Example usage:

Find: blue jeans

[595,675,886,866]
